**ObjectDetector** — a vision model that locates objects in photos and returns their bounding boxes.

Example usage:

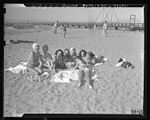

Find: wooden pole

[110,8,113,33]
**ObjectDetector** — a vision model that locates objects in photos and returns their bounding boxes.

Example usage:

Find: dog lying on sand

[115,58,135,69]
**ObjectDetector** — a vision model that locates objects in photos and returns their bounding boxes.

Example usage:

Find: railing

[5,22,144,30]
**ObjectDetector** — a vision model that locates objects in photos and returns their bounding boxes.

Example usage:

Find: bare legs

[102,29,107,37]
[78,67,94,88]
[78,68,85,87]
[53,28,57,34]
[84,68,94,87]
[27,63,51,76]
[27,67,42,76]
[64,31,66,38]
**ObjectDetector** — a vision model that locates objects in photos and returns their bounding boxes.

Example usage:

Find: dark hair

[78,49,86,57]
[87,51,95,58]
[55,49,64,57]
[64,49,70,54]
[42,44,48,51]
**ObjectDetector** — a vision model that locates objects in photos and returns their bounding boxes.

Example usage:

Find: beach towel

[51,63,104,83]
[51,69,79,83]
[4,62,27,74]
[4,61,103,83]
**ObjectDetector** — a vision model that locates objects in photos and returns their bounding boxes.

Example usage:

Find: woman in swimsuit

[53,49,66,72]
[74,52,95,89]
[27,43,43,76]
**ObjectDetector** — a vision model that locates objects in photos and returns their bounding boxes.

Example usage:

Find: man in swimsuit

[102,21,108,37]
[53,21,59,34]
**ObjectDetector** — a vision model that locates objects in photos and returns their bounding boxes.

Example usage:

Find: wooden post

[129,14,136,29]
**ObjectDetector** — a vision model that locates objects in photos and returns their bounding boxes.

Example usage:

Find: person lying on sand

[27,43,43,76]
[89,52,108,64]
[82,51,96,70]
[84,51,108,80]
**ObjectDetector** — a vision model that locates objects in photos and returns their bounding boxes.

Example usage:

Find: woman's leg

[27,67,41,75]
[34,67,42,75]
[84,68,94,88]
[40,63,51,73]
[78,68,85,88]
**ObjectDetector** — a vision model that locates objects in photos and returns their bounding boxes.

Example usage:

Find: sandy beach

[4,26,144,116]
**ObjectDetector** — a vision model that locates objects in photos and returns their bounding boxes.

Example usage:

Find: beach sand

[4,26,144,116]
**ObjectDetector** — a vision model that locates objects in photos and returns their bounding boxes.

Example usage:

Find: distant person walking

[63,24,67,38]
[53,21,59,34]
[102,21,108,37]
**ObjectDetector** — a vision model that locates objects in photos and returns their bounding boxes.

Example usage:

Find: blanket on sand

[4,62,102,83]
[4,62,27,74]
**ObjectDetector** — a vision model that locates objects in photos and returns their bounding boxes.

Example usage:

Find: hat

[32,43,39,49]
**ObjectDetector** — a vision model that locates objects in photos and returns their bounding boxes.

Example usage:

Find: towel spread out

[4,62,103,83]
[4,62,27,74]
[51,70,79,83]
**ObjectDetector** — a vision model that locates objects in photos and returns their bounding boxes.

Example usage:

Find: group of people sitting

[27,43,105,89]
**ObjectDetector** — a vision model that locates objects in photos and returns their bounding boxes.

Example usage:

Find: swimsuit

[27,51,41,68]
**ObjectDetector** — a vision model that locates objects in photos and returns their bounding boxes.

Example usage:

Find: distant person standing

[102,21,108,37]
[63,24,67,38]
[53,21,59,34]
[94,24,96,29]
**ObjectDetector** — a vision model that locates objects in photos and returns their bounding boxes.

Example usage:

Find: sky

[4,4,144,23]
